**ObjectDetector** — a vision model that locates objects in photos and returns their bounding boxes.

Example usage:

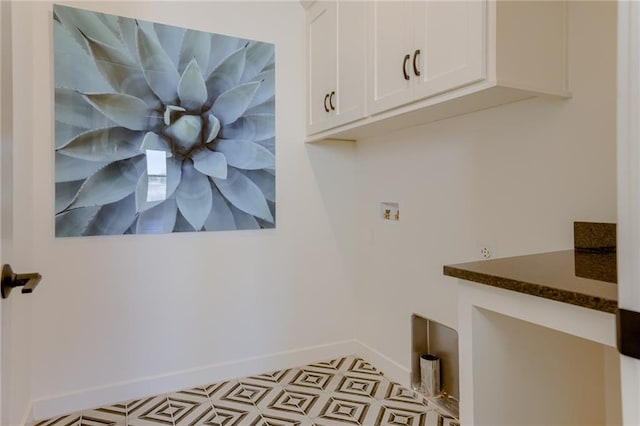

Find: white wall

[12,1,357,419]
[353,0,617,379]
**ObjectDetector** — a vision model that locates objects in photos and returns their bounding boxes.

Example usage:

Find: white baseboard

[353,340,411,388]
[31,340,357,422]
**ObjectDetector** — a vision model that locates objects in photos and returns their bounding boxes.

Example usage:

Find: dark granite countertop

[443,250,617,313]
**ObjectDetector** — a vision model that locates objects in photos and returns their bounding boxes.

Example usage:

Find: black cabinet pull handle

[329,91,335,110]
[1,264,42,299]
[324,93,330,112]
[402,54,410,80]
[413,49,421,77]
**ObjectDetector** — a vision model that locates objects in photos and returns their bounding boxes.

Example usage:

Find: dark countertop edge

[443,265,617,314]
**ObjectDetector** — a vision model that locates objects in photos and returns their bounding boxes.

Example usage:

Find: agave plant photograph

[54,5,276,237]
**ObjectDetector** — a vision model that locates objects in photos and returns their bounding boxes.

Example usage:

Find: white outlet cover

[478,241,495,260]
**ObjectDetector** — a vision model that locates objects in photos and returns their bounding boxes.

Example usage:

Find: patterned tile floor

[34,355,459,426]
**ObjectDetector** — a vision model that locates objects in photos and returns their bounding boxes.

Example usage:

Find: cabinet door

[367,1,415,115]
[333,0,366,128]
[307,2,337,135]
[413,0,485,100]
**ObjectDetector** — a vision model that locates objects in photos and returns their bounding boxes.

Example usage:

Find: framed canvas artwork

[54,5,276,237]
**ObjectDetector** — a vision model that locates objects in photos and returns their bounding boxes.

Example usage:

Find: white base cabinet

[457,281,622,426]
[304,0,570,142]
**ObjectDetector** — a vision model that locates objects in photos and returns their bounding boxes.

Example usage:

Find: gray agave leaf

[136,197,178,234]
[84,193,138,236]
[140,132,172,156]
[135,157,182,212]
[177,59,207,112]
[215,139,275,170]
[154,22,185,70]
[136,25,180,105]
[211,81,260,126]
[247,70,275,108]
[220,114,275,142]
[244,170,275,202]
[125,218,138,234]
[55,206,101,237]
[229,204,260,230]
[165,116,203,152]
[192,149,227,179]
[205,114,221,143]
[205,47,246,107]
[54,7,89,55]
[206,33,242,76]
[178,30,211,75]
[255,137,275,154]
[204,186,236,231]
[257,200,276,229]
[96,13,120,40]
[70,156,145,208]
[176,161,213,230]
[54,5,122,49]
[263,62,275,72]
[56,180,83,214]
[55,153,108,183]
[54,21,111,93]
[244,98,275,116]
[164,105,186,126]
[55,88,114,130]
[83,93,163,131]
[117,17,156,63]
[117,16,138,61]
[58,127,145,162]
[213,168,273,223]
[84,33,160,108]
[241,41,274,83]
[56,122,90,150]
[268,199,276,218]
[173,210,195,233]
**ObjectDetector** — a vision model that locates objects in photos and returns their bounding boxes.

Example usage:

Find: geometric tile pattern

[288,370,335,392]
[33,356,459,426]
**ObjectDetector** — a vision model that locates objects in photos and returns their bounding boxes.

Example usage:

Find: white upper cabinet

[307,2,337,134]
[413,1,485,101]
[305,0,569,142]
[368,1,485,115]
[367,1,415,113]
[306,1,366,135]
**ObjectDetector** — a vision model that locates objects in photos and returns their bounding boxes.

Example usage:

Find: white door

[617,2,640,425]
[1,2,33,425]
[413,0,485,100]
[307,1,337,135]
[367,0,415,114]
[0,0,5,418]
[1,3,8,423]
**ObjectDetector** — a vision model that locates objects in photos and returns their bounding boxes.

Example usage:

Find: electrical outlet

[481,246,492,259]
